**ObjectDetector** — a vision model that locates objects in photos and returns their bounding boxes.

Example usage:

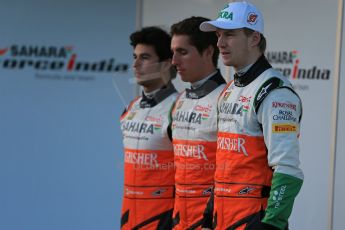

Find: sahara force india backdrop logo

[0,44,129,80]
[266,50,331,90]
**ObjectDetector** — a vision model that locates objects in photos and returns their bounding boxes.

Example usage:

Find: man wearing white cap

[200,2,303,230]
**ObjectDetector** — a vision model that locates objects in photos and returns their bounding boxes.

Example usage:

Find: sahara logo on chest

[122,121,154,134]
[173,111,203,124]
[218,102,243,116]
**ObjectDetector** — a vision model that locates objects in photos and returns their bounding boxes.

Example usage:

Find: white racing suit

[212,55,303,230]
[171,71,226,230]
[120,83,178,230]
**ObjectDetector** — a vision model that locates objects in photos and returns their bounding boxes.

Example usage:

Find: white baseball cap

[200,1,264,34]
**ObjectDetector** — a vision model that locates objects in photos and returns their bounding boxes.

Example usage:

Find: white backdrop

[0,1,136,229]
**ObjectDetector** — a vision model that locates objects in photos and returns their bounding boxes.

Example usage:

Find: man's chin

[222,59,233,66]
[179,75,192,83]
[135,77,149,85]
[136,79,157,87]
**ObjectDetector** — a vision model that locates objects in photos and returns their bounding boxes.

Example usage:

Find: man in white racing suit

[200,2,303,229]
[120,26,178,230]
[170,16,226,230]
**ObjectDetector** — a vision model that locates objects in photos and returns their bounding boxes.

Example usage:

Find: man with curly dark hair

[120,26,178,230]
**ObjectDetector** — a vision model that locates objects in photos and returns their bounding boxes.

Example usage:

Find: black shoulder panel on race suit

[253,77,302,122]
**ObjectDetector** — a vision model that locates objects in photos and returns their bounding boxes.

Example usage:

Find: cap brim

[200,20,245,32]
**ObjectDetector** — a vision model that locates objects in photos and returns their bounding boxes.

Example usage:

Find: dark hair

[243,28,267,53]
[130,26,172,61]
[170,16,219,67]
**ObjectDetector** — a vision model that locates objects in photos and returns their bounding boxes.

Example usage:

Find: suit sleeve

[257,88,304,230]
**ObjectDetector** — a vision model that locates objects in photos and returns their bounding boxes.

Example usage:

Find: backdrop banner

[0,1,136,229]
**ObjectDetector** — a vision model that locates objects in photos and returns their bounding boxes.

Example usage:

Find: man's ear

[160,59,172,71]
[250,31,261,47]
[204,45,214,58]
[160,59,175,82]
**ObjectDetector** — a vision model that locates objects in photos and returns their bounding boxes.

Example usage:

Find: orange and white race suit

[213,55,303,229]
[120,84,178,230]
[171,71,225,229]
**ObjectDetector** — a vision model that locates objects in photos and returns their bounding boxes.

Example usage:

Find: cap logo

[218,11,233,20]
[247,13,258,25]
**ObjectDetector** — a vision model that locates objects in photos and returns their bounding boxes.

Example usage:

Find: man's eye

[180,50,187,55]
